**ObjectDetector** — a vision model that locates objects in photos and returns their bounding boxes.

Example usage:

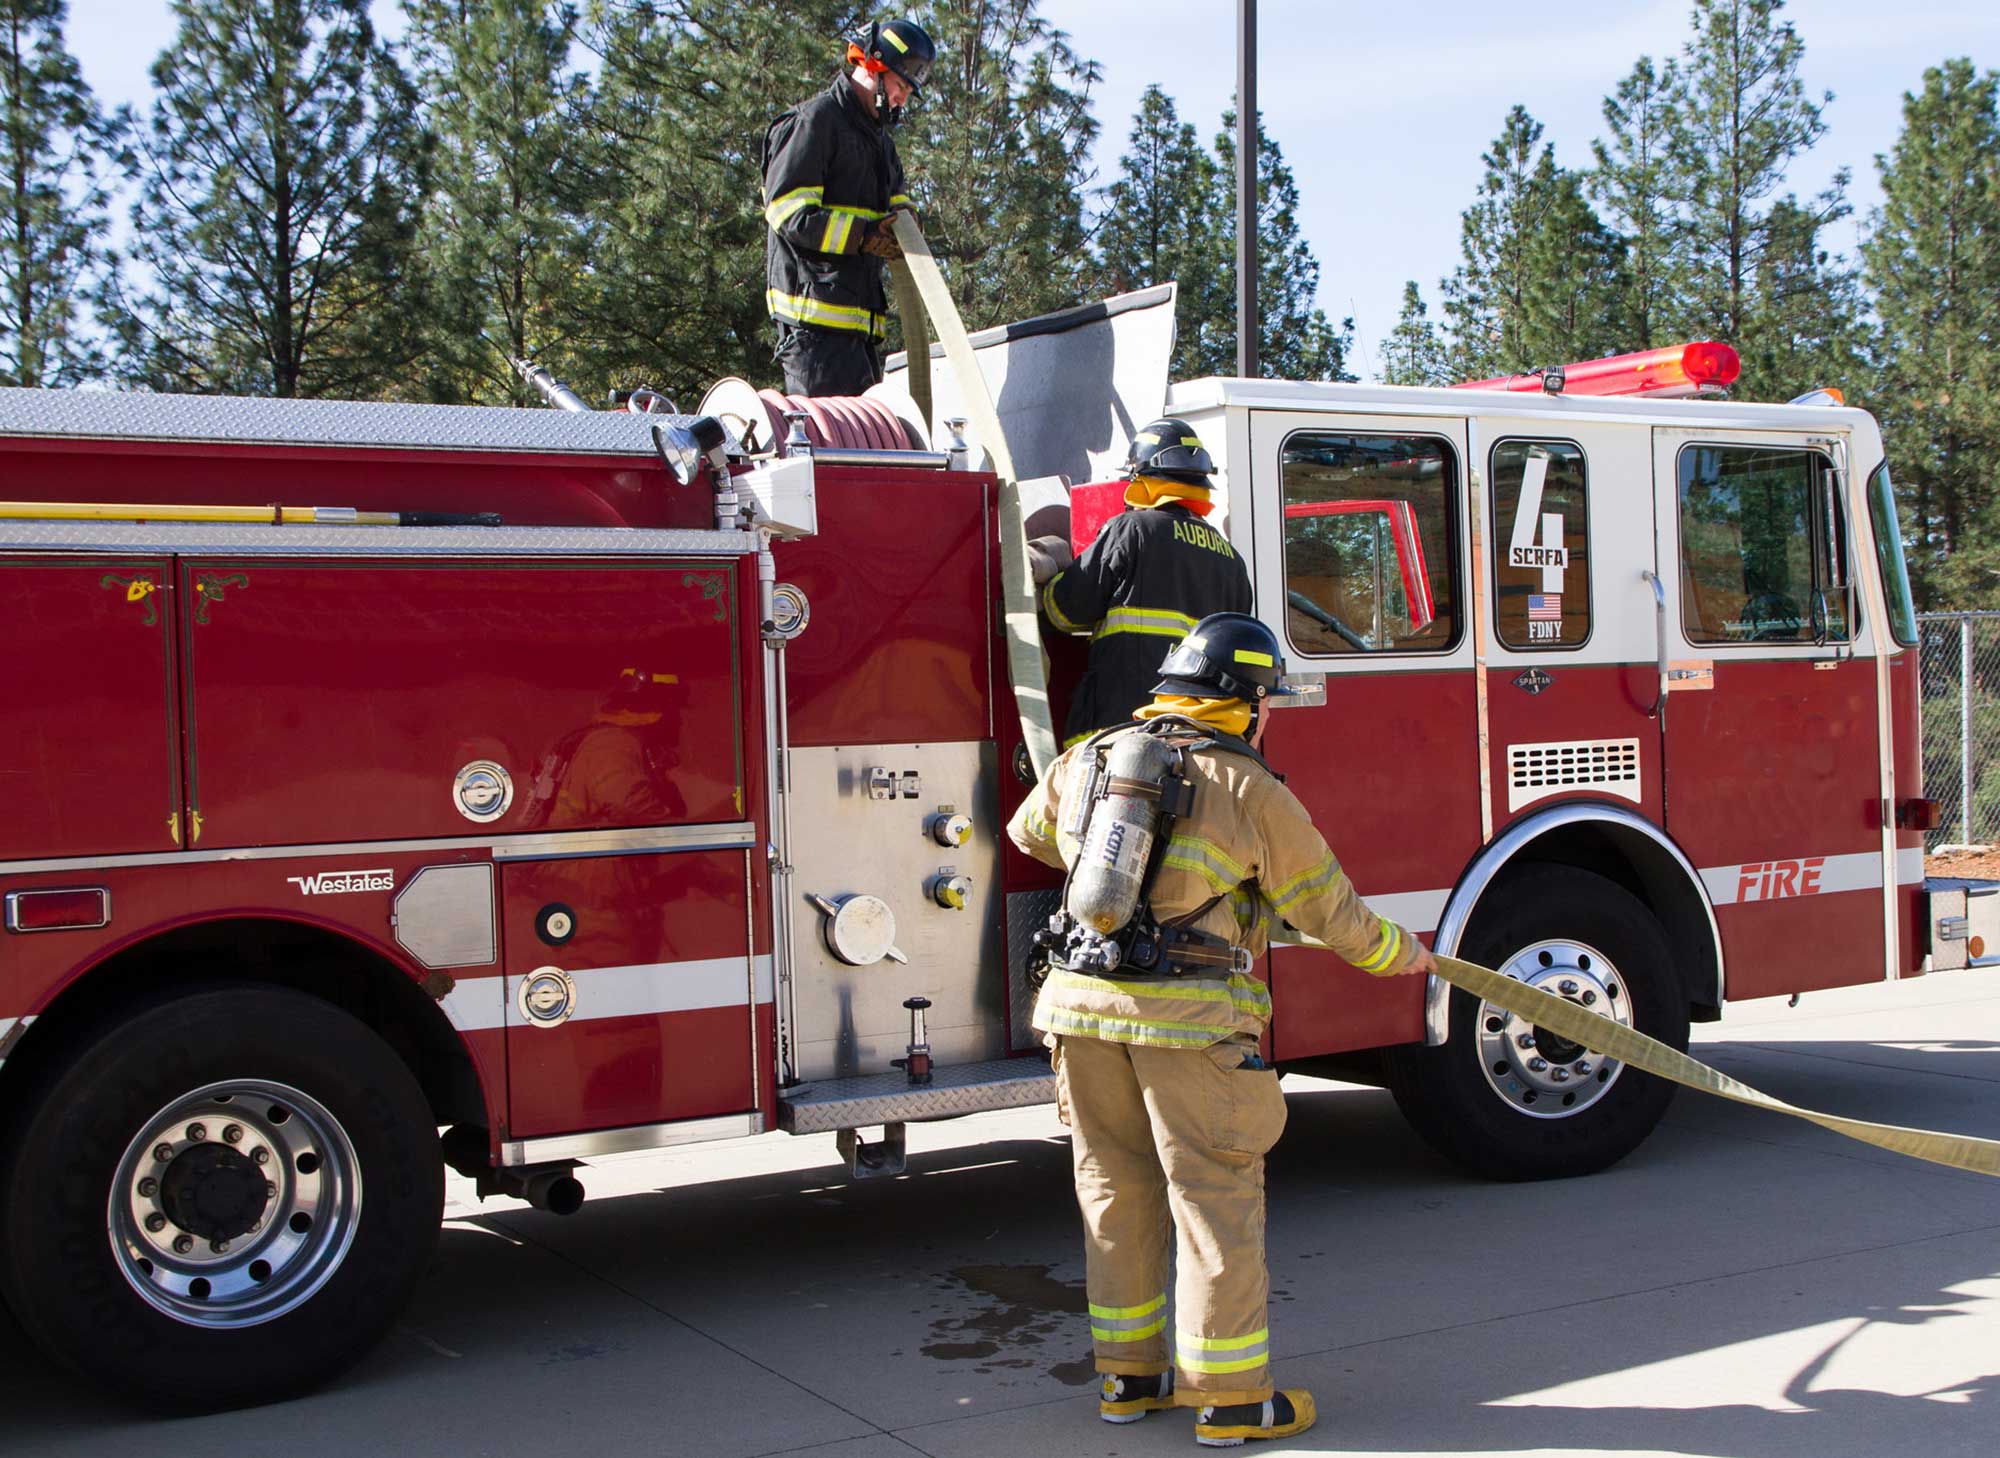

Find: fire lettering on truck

[1734,858,1826,902]
[286,868,396,897]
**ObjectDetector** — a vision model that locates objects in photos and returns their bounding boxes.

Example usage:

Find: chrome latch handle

[1640,569,1667,719]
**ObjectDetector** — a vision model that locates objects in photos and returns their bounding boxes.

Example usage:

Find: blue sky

[62,1,2000,380]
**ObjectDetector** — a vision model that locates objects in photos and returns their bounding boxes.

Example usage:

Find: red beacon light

[1454,341,1741,400]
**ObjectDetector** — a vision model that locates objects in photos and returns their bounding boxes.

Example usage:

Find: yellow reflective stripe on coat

[1095,605,1199,640]
[1354,919,1403,973]
[1038,1007,1225,1049]
[1177,1328,1270,1374]
[1040,572,1086,634]
[1163,834,1248,896]
[820,211,856,253]
[764,185,824,228]
[1090,1293,1168,1342]
[889,192,912,209]
[1043,971,1268,1022]
[764,289,886,337]
[1267,853,1341,914]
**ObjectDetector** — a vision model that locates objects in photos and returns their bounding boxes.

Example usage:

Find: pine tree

[1671,0,1837,350]
[1590,54,1683,348]
[1735,194,1862,403]
[1863,58,2000,608]
[1380,280,1448,386]
[1208,108,1353,381]
[1518,165,1629,367]
[1091,83,1226,379]
[897,0,1101,331]
[0,0,118,386]
[113,0,426,397]
[1441,105,1553,380]
[405,0,588,405]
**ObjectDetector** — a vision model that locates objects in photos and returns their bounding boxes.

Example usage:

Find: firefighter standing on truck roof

[1039,419,1253,747]
[1006,612,1433,1448]
[760,19,935,398]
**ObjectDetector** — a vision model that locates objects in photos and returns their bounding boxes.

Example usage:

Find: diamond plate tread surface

[0,386,714,457]
[0,521,755,557]
[777,1055,1053,1133]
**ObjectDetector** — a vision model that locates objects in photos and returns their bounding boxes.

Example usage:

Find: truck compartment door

[0,556,182,858]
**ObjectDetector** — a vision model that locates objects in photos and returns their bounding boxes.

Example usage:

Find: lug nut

[1516,1033,1535,1049]
[1581,990,1598,1006]
[186,1123,207,1142]
[1576,1061,1593,1075]
[252,1147,270,1165]
[145,1213,167,1233]
[211,1239,230,1254]
[223,1124,244,1145]
[173,1235,194,1255]
[153,1143,174,1163]
[1551,1068,1571,1083]
[249,1219,264,1233]
[138,1177,158,1198]
[1558,979,1579,996]
[1527,1057,1549,1073]
[266,1181,278,1198]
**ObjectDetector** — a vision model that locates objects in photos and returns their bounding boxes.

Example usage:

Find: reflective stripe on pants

[1055,1032,1288,1402]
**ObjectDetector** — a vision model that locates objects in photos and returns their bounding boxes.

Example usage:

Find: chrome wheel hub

[109,1079,361,1328]
[1475,938,1631,1119]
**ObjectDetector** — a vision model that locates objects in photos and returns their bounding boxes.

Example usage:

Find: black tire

[0,985,442,1411]
[1387,865,1689,1181]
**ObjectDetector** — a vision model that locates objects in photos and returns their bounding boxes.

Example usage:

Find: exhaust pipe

[441,1126,586,1215]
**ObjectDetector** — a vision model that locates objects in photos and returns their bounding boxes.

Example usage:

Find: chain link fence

[1918,611,2000,848]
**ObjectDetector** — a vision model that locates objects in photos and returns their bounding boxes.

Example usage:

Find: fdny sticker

[1512,668,1553,696]
[286,867,395,897]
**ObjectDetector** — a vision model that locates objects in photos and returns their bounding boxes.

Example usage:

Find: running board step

[776,1054,1054,1135]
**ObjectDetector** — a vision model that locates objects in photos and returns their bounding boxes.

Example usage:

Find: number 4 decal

[1506,449,1568,638]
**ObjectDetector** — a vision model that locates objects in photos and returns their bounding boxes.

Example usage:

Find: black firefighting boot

[1193,1389,1317,1447]
[1099,1368,1175,1423]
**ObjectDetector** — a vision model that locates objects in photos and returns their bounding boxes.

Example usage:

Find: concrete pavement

[5,970,1998,1457]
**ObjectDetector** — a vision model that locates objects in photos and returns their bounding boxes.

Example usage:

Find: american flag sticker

[1528,594,1562,621]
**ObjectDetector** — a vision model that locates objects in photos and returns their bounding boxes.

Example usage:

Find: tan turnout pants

[1053,1032,1289,1406]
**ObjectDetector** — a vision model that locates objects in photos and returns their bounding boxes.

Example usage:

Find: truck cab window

[1280,431,1458,655]
[1491,439,1590,649]
[1677,444,1850,645]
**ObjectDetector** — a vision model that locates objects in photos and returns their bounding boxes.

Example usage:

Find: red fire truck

[0,329,1935,1408]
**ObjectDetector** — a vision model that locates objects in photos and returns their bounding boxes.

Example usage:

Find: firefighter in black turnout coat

[760,19,935,398]
[1040,419,1256,746]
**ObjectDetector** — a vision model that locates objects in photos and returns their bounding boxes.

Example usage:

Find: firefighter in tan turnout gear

[1007,612,1433,1447]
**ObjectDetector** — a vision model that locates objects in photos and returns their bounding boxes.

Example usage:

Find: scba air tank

[1065,733,1178,935]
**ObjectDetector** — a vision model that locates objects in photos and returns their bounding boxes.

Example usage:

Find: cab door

[1240,410,1481,1058]
[1476,419,1664,836]
[1650,428,1886,997]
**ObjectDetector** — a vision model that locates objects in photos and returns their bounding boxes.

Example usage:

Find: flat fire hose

[1436,954,2000,1177]
[891,211,1059,780]
[886,258,932,434]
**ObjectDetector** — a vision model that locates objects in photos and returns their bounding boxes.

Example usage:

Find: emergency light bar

[1454,342,1741,400]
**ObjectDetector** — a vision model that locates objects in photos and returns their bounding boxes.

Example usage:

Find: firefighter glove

[860,219,904,260]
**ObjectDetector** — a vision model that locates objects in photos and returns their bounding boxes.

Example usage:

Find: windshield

[1866,461,1918,647]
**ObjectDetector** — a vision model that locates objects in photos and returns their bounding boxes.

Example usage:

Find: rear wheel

[1388,865,1689,1181]
[0,986,442,1410]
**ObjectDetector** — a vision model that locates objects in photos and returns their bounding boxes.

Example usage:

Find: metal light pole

[1236,0,1258,379]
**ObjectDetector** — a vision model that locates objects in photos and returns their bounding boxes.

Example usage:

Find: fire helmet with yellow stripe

[1125,416,1216,487]
[1152,613,1297,702]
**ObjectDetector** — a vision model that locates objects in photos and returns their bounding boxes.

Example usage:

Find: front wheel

[1387,865,1689,1181]
[0,986,443,1410]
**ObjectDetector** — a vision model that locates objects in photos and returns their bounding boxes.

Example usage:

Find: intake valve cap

[1065,732,1176,935]
[807,893,908,967]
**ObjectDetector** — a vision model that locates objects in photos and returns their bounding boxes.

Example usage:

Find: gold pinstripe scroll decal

[891,210,1058,779]
[1436,955,2000,1178]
